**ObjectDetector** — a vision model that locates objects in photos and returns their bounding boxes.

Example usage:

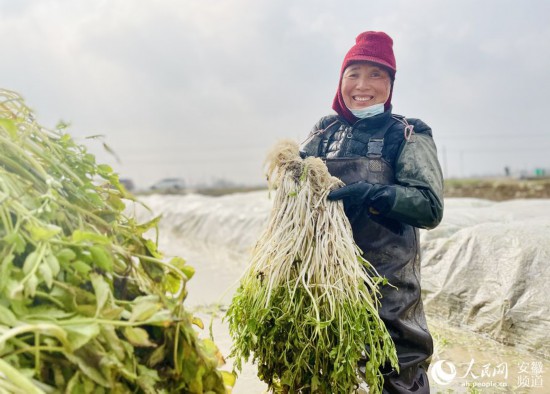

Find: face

[341,62,392,110]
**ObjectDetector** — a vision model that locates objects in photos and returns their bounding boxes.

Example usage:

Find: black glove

[327,181,374,211]
[328,182,396,216]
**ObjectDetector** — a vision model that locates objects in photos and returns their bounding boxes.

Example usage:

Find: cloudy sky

[2,0,549,188]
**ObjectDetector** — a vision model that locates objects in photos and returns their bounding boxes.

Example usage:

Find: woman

[300,31,444,393]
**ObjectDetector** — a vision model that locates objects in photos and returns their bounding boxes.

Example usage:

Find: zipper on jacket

[342,126,353,155]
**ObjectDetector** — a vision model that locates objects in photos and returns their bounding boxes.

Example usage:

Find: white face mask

[348,103,385,119]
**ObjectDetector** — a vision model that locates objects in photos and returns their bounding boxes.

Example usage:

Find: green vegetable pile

[227,141,398,393]
[0,89,233,393]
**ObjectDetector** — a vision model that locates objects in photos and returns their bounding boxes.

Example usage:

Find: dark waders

[325,156,432,394]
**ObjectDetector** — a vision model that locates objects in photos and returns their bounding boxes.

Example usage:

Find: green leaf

[220,370,236,389]
[72,230,110,245]
[311,375,320,391]
[168,257,195,279]
[139,309,172,326]
[147,343,167,367]
[22,250,40,275]
[129,297,162,322]
[169,256,186,270]
[143,239,162,259]
[45,253,60,277]
[64,321,101,350]
[200,338,223,366]
[56,248,76,263]
[23,274,39,298]
[192,317,204,330]
[84,190,103,206]
[89,246,113,272]
[24,305,74,320]
[38,262,53,289]
[182,356,203,393]
[90,273,111,314]
[0,304,18,326]
[100,325,126,362]
[72,260,92,275]
[97,164,113,175]
[9,299,27,316]
[2,232,26,254]
[140,259,164,282]
[65,347,111,387]
[136,364,160,394]
[100,305,124,320]
[164,272,182,294]
[0,252,14,293]
[123,327,157,347]
[108,194,125,211]
[181,265,195,280]
[25,223,62,241]
[65,371,83,393]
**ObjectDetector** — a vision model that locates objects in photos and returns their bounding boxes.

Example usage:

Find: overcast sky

[2,0,549,188]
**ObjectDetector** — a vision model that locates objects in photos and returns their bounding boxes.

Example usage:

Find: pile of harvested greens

[0,89,232,393]
[227,140,398,393]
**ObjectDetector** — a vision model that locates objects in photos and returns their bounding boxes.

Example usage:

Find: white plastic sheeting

[421,198,550,359]
[137,193,550,359]
[136,191,270,261]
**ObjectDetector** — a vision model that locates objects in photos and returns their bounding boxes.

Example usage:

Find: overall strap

[299,119,341,158]
[365,115,403,158]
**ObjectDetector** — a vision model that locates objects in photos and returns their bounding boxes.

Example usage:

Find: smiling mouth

[353,95,374,102]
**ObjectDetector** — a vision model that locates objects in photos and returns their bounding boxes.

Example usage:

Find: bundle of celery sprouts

[227,140,398,393]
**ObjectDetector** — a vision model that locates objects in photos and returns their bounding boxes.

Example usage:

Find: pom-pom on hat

[332,31,396,124]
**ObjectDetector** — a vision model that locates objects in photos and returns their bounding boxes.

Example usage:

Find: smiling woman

[340,63,391,110]
[300,30,444,393]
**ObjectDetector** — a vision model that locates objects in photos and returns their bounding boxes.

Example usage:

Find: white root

[242,139,381,316]
[229,139,398,393]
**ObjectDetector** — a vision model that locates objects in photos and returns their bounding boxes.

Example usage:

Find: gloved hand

[328,181,374,212]
[328,181,396,216]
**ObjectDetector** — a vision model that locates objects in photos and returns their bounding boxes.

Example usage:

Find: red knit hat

[332,31,396,124]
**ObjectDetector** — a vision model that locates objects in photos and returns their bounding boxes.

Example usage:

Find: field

[444,177,550,200]
[138,185,550,393]
[140,178,550,201]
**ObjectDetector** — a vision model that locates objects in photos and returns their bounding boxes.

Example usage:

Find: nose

[356,75,370,90]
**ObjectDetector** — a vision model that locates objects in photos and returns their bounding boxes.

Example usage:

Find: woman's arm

[385,131,444,229]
